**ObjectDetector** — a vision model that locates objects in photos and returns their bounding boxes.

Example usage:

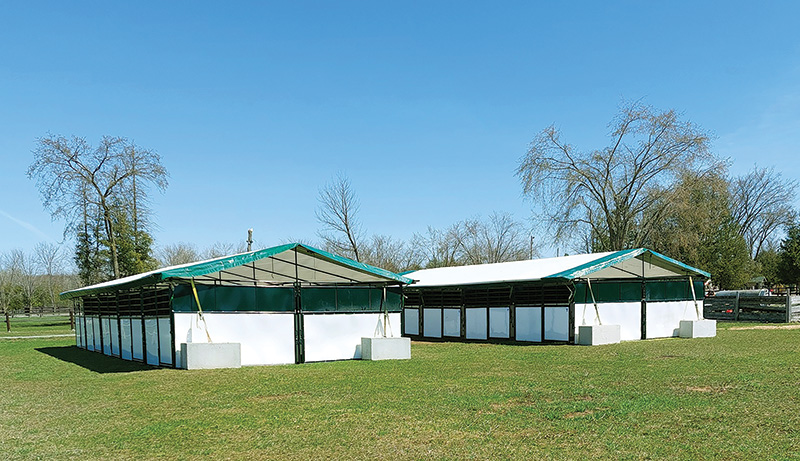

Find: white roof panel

[405,248,710,288]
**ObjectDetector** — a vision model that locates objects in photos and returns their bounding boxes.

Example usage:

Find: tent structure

[63,243,412,367]
[401,248,710,344]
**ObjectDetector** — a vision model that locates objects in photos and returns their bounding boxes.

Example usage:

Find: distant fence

[704,294,800,322]
[6,306,73,317]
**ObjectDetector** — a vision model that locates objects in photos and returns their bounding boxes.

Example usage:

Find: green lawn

[0,315,73,337]
[2,324,800,460]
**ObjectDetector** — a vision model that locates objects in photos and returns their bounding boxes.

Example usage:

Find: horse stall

[63,243,411,368]
[401,248,711,345]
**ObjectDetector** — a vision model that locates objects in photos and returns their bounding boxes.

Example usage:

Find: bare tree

[157,242,201,266]
[28,135,168,280]
[202,241,247,260]
[34,242,65,309]
[457,212,533,264]
[516,102,712,251]
[730,166,797,259]
[9,250,37,316]
[360,234,419,273]
[409,225,464,268]
[316,174,364,261]
[0,252,17,326]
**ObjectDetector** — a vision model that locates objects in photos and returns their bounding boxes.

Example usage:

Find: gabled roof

[404,248,710,288]
[61,243,412,299]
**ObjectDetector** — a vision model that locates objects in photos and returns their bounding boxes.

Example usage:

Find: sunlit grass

[2,324,799,459]
[0,315,73,337]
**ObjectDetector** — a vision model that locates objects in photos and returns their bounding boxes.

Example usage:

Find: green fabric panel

[255,287,295,312]
[646,282,667,301]
[301,288,337,312]
[337,287,372,312]
[619,282,642,301]
[579,281,641,303]
[592,283,619,303]
[172,284,216,312]
[385,287,403,312]
[693,280,705,299]
[173,284,401,313]
[574,283,587,304]
[645,280,705,301]
[214,286,254,311]
[172,284,294,312]
[301,287,403,313]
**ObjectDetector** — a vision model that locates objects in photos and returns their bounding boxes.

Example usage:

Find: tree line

[516,101,798,289]
[0,243,79,318]
[18,103,800,300]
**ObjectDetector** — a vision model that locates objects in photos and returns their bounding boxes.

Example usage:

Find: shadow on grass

[36,346,159,374]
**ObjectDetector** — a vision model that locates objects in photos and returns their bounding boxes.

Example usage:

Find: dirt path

[0,334,74,340]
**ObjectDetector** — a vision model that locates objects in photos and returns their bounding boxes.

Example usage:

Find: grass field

[2,322,800,460]
[0,315,73,337]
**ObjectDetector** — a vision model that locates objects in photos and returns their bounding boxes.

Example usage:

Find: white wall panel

[120,318,132,360]
[404,309,419,335]
[575,302,641,341]
[131,319,143,360]
[75,317,84,348]
[85,316,94,350]
[91,316,100,351]
[101,318,111,355]
[544,306,569,341]
[304,313,400,363]
[110,319,119,356]
[174,312,295,366]
[443,309,461,337]
[466,308,487,340]
[646,301,696,339]
[489,307,510,338]
[515,307,542,342]
[158,318,172,365]
[144,318,159,365]
[423,308,442,338]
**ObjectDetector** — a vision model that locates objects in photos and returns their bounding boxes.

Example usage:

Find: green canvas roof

[61,243,412,299]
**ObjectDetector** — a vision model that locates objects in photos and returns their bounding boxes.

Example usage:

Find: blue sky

[2,1,799,261]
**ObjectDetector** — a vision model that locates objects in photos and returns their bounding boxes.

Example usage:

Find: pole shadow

[36,346,159,374]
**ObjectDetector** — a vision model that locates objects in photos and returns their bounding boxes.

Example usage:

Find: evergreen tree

[778,225,800,286]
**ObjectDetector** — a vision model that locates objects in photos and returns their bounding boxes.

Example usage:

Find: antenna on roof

[247,228,253,252]
[530,235,535,260]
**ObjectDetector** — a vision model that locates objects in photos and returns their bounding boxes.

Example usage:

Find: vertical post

[98,296,105,355]
[734,291,740,321]
[5,311,10,332]
[382,286,388,338]
[247,228,253,252]
[293,282,304,364]
[540,284,545,342]
[140,289,146,362]
[641,279,647,340]
[786,293,792,323]
[509,285,516,342]
[292,248,305,364]
[69,307,75,330]
[460,288,466,339]
[567,283,576,345]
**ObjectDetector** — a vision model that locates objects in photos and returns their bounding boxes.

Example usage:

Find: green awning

[61,243,413,299]
[544,248,711,280]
